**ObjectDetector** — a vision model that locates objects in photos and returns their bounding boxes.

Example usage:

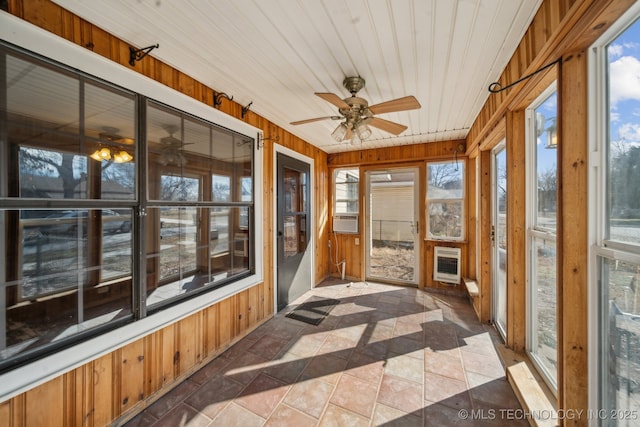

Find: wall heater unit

[332,215,359,234]
[433,246,461,285]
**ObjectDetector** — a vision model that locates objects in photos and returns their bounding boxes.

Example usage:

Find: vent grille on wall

[433,246,461,285]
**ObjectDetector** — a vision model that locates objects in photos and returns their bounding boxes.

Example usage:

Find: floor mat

[285,296,341,326]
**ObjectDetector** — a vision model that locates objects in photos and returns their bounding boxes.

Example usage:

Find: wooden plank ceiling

[53,0,541,153]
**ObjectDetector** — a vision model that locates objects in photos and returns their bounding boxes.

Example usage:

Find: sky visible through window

[609,18,640,153]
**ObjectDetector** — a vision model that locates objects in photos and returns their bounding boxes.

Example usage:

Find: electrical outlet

[328,240,332,248]
[355,237,360,245]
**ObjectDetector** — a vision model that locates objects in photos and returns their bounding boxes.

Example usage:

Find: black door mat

[285,296,341,326]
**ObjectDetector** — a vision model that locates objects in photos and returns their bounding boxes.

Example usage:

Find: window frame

[0,15,263,401]
[333,167,360,215]
[425,159,466,242]
[525,83,559,395]
[589,3,640,420]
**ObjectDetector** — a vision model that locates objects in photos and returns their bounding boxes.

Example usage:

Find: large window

[426,160,465,241]
[592,6,640,420]
[526,86,558,392]
[0,42,256,372]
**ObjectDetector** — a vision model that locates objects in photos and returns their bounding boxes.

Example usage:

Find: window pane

[235,135,253,203]
[530,236,558,387]
[601,257,640,416]
[427,161,464,199]
[534,93,558,232]
[213,174,231,202]
[101,209,133,281]
[19,147,88,199]
[85,82,136,201]
[147,103,186,184]
[428,201,463,239]
[334,168,359,214]
[7,53,79,135]
[607,18,640,246]
[2,208,133,366]
[146,206,250,308]
[7,53,137,201]
[160,175,200,202]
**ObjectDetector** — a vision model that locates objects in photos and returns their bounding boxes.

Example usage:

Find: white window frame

[525,83,559,395]
[588,3,640,422]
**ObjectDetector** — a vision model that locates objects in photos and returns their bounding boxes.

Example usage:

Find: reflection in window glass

[426,160,465,240]
[146,207,250,308]
[158,206,198,281]
[4,208,132,367]
[0,42,255,373]
[101,209,133,281]
[145,101,254,309]
[7,53,79,133]
[2,46,137,369]
[19,147,88,199]
[213,175,231,202]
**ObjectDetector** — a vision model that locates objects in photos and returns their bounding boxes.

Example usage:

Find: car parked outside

[40,209,131,236]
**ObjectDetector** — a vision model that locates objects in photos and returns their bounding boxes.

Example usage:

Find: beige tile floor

[123,279,526,426]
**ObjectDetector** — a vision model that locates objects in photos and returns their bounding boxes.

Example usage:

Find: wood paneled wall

[466,0,636,424]
[0,1,329,426]
[0,282,270,427]
[328,140,469,292]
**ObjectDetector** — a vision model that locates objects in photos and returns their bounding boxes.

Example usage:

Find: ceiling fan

[158,124,192,166]
[290,76,421,144]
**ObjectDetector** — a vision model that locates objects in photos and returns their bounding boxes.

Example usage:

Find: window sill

[496,346,557,427]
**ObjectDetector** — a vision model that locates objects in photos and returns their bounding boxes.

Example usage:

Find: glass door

[492,143,508,339]
[365,168,420,285]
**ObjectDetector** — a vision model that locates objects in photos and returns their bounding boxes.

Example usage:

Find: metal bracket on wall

[129,44,159,66]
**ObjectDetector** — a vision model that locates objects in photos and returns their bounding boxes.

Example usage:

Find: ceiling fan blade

[368,95,421,115]
[368,117,408,135]
[315,92,350,110]
[290,116,341,125]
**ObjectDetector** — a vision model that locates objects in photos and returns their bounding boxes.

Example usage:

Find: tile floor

[123,279,526,426]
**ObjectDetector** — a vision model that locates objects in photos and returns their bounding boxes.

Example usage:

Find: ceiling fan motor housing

[343,76,365,95]
[339,96,370,125]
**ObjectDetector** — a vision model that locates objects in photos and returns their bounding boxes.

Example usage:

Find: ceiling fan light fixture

[331,123,348,142]
[350,132,361,146]
[113,150,133,163]
[355,122,372,140]
[90,147,112,161]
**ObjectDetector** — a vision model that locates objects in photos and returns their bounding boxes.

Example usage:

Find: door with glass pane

[492,143,508,339]
[276,153,311,311]
[365,168,419,285]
